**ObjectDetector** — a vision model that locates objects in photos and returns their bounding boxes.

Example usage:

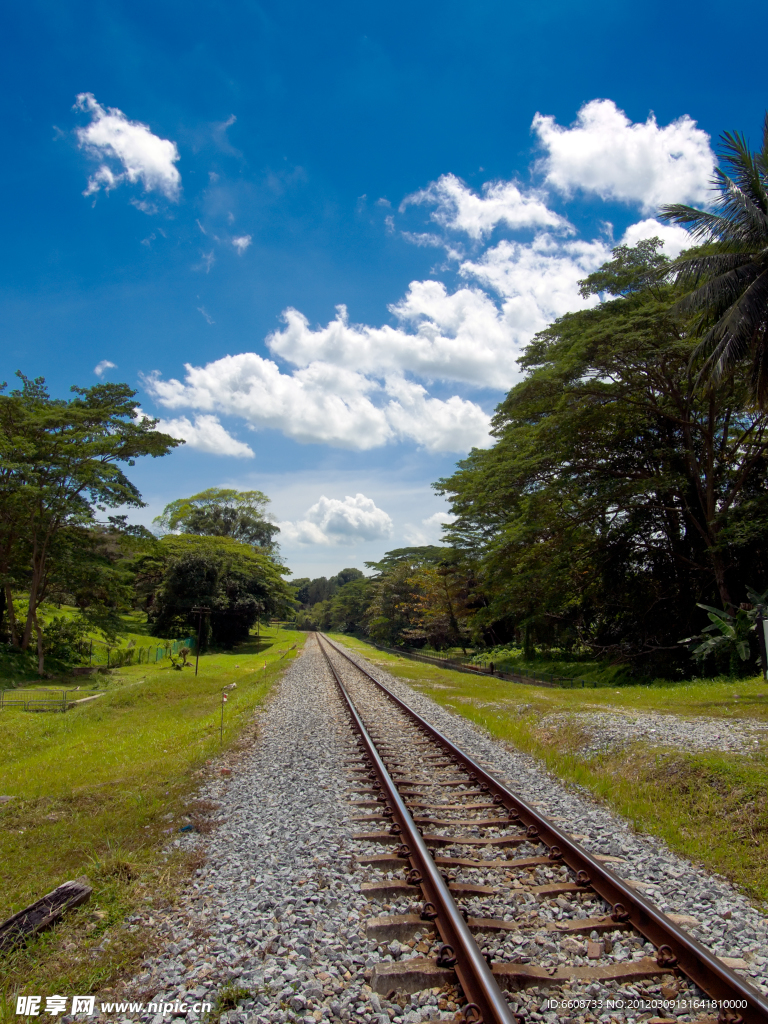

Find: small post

[264,660,267,685]
[757,604,768,681]
[220,689,227,743]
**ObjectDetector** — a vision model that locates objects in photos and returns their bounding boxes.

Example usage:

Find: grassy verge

[328,633,768,905]
[0,627,306,1007]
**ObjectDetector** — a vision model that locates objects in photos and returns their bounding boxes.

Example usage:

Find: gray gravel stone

[540,706,768,754]
[87,636,767,1024]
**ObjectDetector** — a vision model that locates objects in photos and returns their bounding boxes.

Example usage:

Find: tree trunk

[711,548,734,611]
[33,611,44,676]
[4,582,19,647]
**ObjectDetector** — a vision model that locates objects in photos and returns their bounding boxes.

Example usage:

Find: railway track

[316,632,768,1024]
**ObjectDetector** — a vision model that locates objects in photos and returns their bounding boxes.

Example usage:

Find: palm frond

[662,113,768,406]
[719,131,768,213]
[693,267,768,383]
[658,203,731,240]
[711,176,768,241]
[671,250,755,286]
[675,263,759,317]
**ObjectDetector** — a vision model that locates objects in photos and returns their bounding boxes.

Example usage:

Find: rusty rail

[321,633,768,1024]
[317,635,517,1024]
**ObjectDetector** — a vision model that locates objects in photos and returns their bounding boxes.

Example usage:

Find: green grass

[0,605,192,688]
[0,627,306,1007]
[328,632,768,905]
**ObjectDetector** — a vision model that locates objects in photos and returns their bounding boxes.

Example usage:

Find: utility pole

[192,606,211,676]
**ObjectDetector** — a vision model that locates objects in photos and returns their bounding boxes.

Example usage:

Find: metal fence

[359,639,601,689]
[82,637,195,668]
[0,689,76,712]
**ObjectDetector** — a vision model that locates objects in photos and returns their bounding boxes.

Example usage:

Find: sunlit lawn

[0,627,306,1004]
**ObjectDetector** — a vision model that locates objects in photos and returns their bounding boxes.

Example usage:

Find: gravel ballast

[538,707,768,755]
[88,636,767,1024]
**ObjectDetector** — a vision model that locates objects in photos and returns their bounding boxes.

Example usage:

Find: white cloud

[269,233,607,390]
[197,306,215,324]
[619,217,692,257]
[384,377,491,451]
[75,93,181,201]
[144,351,490,453]
[268,293,512,388]
[154,413,254,457]
[196,250,215,273]
[532,99,714,212]
[135,97,711,460]
[279,493,393,545]
[401,172,571,240]
[94,359,116,377]
[232,235,252,255]
[400,231,445,248]
[459,234,607,339]
[403,511,455,546]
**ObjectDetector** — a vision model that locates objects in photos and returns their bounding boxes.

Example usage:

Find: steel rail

[317,635,517,1024]
[321,634,768,1024]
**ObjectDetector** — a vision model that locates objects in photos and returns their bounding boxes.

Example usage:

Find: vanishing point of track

[316,633,768,1024]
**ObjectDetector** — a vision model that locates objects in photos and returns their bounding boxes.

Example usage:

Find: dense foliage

[0,374,293,671]
[436,240,768,675]
[0,373,181,671]
[291,548,478,651]
[660,114,768,403]
[153,488,280,555]
[136,535,293,648]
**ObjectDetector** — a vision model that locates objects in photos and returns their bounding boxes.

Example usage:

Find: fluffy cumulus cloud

[93,359,116,377]
[403,511,455,546]
[141,97,708,458]
[619,217,693,257]
[144,353,491,453]
[154,413,254,457]
[279,493,393,545]
[267,234,608,390]
[75,93,181,201]
[532,99,714,211]
[401,173,570,240]
[460,235,608,340]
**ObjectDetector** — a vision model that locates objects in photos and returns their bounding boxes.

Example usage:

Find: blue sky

[2,0,766,577]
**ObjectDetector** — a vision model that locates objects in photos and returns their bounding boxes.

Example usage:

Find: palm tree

[660,113,768,403]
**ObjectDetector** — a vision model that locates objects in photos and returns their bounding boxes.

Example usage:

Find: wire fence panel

[80,637,196,668]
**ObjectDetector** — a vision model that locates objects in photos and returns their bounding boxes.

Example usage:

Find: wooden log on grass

[0,876,92,949]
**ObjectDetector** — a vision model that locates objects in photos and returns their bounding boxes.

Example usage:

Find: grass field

[328,633,768,906]
[0,627,306,1010]
[0,606,185,688]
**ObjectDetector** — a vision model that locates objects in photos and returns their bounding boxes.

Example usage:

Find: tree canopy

[135,534,293,648]
[0,373,181,671]
[153,487,280,555]
[660,112,768,403]
[437,240,768,671]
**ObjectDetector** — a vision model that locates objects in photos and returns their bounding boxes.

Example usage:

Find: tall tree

[153,488,280,554]
[660,113,768,402]
[438,241,768,670]
[0,374,181,671]
[140,534,293,647]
